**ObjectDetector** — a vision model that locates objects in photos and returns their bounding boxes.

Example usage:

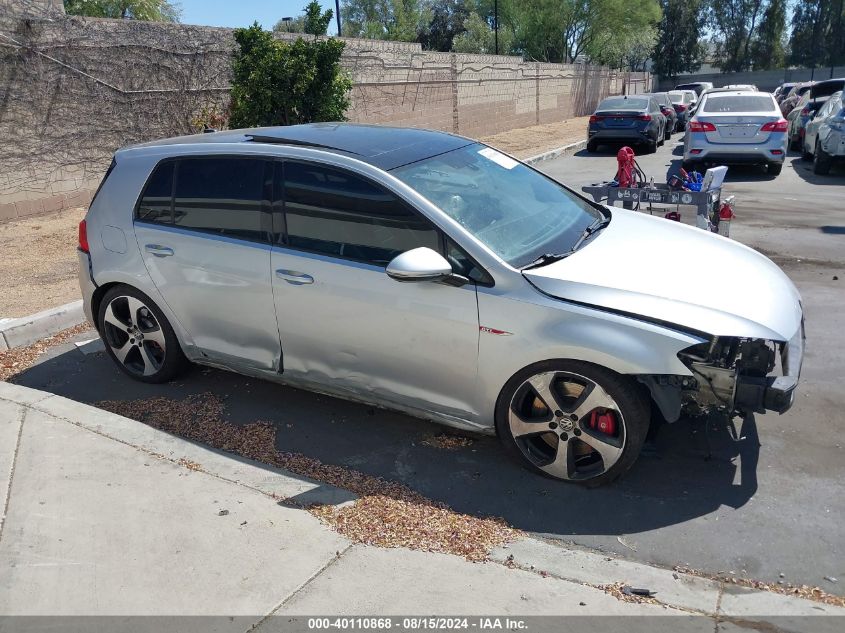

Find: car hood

[523,209,802,341]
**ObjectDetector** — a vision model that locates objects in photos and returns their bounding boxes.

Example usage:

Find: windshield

[392,143,601,268]
[702,95,775,113]
[668,92,685,103]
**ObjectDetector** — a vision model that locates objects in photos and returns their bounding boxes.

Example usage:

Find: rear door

[269,161,482,421]
[134,156,281,370]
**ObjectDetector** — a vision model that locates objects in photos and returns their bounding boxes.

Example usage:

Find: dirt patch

[96,393,519,561]
[480,118,589,159]
[0,208,86,318]
[420,432,475,450]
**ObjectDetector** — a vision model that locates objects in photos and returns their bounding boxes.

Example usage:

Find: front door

[270,161,481,422]
[134,156,280,370]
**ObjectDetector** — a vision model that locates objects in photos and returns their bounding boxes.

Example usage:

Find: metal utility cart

[581,183,722,230]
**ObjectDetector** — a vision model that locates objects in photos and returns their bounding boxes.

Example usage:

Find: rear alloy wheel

[813,140,833,175]
[768,162,783,176]
[98,285,187,383]
[496,361,650,486]
[586,140,598,153]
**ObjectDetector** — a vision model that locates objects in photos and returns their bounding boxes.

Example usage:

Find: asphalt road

[14,137,845,589]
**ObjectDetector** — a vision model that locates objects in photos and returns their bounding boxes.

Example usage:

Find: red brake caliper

[588,409,617,436]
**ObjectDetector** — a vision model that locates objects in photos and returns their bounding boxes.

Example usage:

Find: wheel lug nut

[554,410,564,418]
[560,432,568,441]
[574,428,581,436]
[570,414,579,422]
[548,421,558,429]
[130,338,135,343]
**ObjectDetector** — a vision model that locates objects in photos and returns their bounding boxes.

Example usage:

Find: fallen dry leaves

[1,322,93,382]
[674,566,845,608]
[96,393,518,561]
[420,432,475,450]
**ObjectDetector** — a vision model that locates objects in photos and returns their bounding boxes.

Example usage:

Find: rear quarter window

[137,161,174,222]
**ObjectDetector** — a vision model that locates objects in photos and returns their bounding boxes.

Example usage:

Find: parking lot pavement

[8,139,845,591]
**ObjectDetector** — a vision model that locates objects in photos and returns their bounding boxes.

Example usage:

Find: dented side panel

[270,248,483,424]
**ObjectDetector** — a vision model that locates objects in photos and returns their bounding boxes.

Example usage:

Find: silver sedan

[683,90,788,175]
[78,124,804,485]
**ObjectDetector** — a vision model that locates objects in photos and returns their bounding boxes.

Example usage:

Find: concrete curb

[0,381,355,508]
[523,139,587,165]
[2,382,843,618]
[0,300,84,350]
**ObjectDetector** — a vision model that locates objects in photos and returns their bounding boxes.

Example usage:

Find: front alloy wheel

[496,361,650,485]
[98,285,187,383]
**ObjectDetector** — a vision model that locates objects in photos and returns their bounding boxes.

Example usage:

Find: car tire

[664,124,672,141]
[495,360,651,487]
[768,162,783,176]
[98,284,188,384]
[586,140,598,153]
[813,141,833,175]
[801,142,814,161]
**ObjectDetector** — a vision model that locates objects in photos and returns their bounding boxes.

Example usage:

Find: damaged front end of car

[646,323,805,424]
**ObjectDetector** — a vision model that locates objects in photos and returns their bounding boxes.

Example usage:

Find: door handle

[276,269,314,285]
[145,244,174,257]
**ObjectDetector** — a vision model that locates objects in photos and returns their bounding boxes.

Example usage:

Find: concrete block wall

[1,2,652,221]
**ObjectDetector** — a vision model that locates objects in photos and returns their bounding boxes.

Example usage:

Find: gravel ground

[0,207,85,318]
[480,117,589,159]
[96,393,519,561]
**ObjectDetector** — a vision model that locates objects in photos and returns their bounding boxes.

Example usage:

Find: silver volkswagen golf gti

[78,124,804,486]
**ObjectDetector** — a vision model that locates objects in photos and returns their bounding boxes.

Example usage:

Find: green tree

[789,0,845,68]
[419,0,472,52]
[340,0,426,41]
[507,0,660,64]
[708,0,768,71]
[229,23,352,128]
[652,0,706,79]
[304,0,334,35]
[750,0,786,69]
[451,11,513,53]
[63,0,181,20]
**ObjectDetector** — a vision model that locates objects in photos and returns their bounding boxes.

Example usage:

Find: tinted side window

[282,163,439,266]
[173,158,267,242]
[138,161,174,223]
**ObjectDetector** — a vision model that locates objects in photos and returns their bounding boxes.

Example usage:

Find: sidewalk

[1,382,842,628]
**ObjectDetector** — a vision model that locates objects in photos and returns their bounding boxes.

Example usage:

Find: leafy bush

[229,24,352,128]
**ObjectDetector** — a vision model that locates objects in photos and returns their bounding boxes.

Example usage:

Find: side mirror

[386,247,453,282]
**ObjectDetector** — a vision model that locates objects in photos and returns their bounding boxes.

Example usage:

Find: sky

[178,0,340,33]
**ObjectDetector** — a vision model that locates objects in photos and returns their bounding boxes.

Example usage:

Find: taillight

[78,219,89,253]
[760,119,788,132]
[638,114,652,121]
[589,115,603,123]
[688,120,716,132]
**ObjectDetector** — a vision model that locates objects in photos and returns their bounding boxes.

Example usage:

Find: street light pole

[494,0,498,55]
[335,0,342,36]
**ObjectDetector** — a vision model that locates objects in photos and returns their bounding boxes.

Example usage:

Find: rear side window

[138,161,174,222]
[173,158,267,242]
[281,162,440,266]
[137,157,269,243]
[702,95,775,113]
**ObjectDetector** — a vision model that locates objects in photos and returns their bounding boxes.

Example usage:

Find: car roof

[124,123,475,171]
